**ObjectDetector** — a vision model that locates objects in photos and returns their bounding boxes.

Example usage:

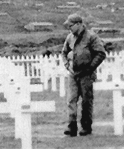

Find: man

[62,13,106,137]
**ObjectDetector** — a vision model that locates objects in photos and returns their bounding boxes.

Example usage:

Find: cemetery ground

[0,81,124,149]
[0,0,124,148]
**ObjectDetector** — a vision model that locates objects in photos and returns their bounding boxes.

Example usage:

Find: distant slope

[0,3,31,26]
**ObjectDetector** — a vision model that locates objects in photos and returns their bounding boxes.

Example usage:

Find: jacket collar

[74,26,87,46]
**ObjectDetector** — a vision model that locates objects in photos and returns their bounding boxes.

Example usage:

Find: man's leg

[64,74,79,136]
[79,75,94,136]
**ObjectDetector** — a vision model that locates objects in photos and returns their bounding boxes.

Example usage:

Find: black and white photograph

[0,0,124,148]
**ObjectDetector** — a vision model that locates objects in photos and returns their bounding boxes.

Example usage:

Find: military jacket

[62,27,106,79]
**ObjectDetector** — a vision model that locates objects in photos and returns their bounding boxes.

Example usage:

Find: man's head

[64,13,82,26]
[64,13,84,35]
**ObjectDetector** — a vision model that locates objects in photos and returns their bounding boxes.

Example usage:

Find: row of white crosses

[2,51,124,136]
[9,54,67,97]
[8,52,124,96]
[0,58,55,149]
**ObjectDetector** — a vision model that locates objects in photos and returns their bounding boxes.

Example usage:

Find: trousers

[67,74,94,130]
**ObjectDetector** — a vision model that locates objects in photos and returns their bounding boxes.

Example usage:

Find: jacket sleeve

[89,34,106,71]
[61,35,72,69]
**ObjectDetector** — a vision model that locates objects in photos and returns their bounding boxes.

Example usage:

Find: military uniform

[62,25,106,136]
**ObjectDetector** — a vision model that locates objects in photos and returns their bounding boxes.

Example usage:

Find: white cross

[0,72,55,149]
[94,67,124,136]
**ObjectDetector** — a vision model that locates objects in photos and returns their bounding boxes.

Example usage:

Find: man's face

[68,23,79,35]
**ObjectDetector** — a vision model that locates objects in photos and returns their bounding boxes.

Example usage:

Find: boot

[79,129,92,136]
[64,121,77,137]
[79,124,92,136]
[80,119,92,136]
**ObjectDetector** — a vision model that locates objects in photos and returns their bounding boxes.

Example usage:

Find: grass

[0,83,123,149]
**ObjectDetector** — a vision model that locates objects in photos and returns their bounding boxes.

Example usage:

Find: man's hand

[68,66,74,75]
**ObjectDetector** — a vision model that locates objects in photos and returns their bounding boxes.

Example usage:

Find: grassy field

[0,0,124,148]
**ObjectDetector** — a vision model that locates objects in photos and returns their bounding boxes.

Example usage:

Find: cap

[64,13,83,26]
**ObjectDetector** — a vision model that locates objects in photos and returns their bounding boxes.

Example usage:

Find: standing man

[62,13,106,137]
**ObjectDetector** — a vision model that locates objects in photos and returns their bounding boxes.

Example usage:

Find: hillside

[0,0,124,56]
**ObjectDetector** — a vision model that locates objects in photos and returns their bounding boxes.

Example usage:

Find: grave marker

[94,59,124,135]
[0,59,55,149]
[0,76,55,149]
